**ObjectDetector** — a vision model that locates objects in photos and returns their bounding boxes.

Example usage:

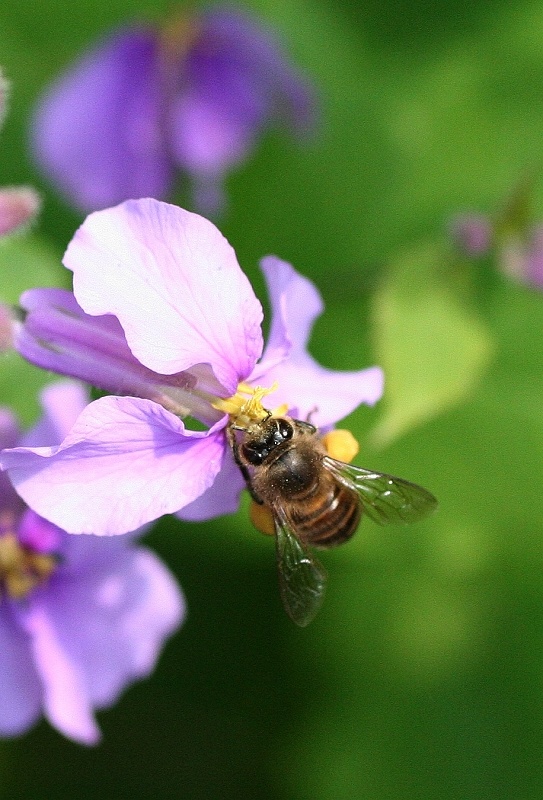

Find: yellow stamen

[271,402,289,417]
[321,429,359,463]
[212,383,279,428]
[0,532,57,600]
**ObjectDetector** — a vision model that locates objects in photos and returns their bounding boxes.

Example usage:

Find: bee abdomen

[289,482,362,548]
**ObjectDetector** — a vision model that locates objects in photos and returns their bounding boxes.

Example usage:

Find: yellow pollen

[212,383,279,428]
[0,532,57,600]
[249,502,276,537]
[321,429,359,463]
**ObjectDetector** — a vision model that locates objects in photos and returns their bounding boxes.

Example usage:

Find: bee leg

[226,425,264,504]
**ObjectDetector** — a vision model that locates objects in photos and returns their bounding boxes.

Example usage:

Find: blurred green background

[2,0,543,797]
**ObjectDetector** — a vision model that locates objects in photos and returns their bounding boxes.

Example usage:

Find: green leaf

[370,243,494,447]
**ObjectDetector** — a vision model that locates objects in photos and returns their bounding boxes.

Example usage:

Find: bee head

[240,417,294,465]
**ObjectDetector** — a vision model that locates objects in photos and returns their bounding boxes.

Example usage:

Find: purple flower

[498,226,543,289]
[0,381,183,744]
[449,209,543,289]
[1,198,383,536]
[31,9,316,215]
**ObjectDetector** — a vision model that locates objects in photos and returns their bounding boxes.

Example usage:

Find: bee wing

[274,509,327,627]
[323,457,437,526]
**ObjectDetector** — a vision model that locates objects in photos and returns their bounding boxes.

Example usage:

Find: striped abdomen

[252,443,363,548]
[286,474,362,548]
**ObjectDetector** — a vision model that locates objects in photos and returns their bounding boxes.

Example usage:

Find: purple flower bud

[0,187,41,237]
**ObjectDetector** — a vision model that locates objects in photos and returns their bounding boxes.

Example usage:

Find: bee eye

[276,420,293,441]
[241,442,267,466]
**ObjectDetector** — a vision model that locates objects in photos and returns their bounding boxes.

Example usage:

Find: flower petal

[170,8,316,179]
[19,602,100,745]
[21,380,89,448]
[177,447,245,521]
[63,198,263,391]
[0,608,41,737]
[0,396,227,535]
[252,256,384,427]
[251,254,324,374]
[0,408,20,450]
[31,27,170,211]
[39,535,183,712]
[16,289,221,424]
[17,508,63,554]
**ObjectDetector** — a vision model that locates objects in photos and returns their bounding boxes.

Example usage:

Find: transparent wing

[274,510,327,627]
[324,457,437,526]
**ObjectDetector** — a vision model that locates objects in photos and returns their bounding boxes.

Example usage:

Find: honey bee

[228,414,437,627]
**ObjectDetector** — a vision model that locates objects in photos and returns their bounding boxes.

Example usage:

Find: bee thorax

[253,445,321,502]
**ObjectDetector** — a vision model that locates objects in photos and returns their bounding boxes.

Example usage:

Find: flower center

[0,529,57,600]
[212,382,288,429]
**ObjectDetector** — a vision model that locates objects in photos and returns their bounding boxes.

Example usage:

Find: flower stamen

[0,531,57,600]
[212,382,279,428]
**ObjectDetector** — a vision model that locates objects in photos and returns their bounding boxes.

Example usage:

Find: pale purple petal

[16,289,220,422]
[0,396,227,535]
[21,380,89,448]
[31,27,170,211]
[251,254,323,376]
[251,256,384,427]
[177,447,245,521]
[37,538,183,711]
[0,408,20,450]
[15,287,150,392]
[64,199,264,391]
[19,603,100,744]
[0,609,42,737]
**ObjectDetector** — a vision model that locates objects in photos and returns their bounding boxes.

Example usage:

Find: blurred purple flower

[0,381,183,744]
[449,209,543,289]
[0,303,15,353]
[449,213,492,258]
[31,8,317,215]
[498,226,543,289]
[1,198,383,536]
[0,187,41,238]
[0,70,41,237]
